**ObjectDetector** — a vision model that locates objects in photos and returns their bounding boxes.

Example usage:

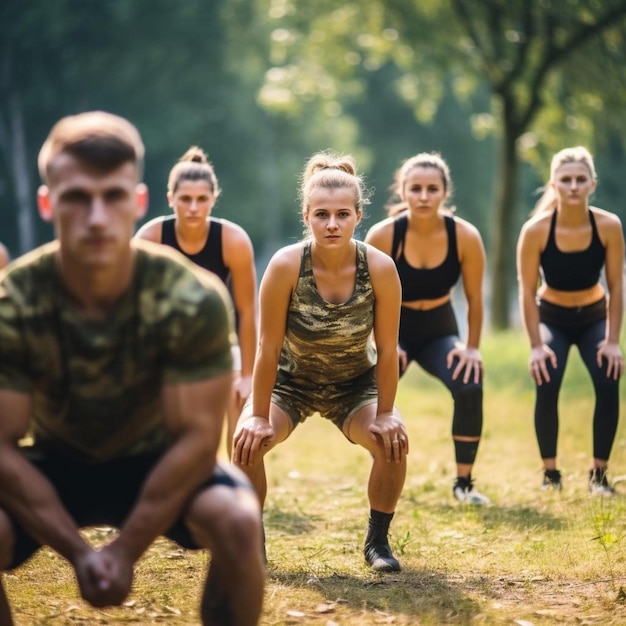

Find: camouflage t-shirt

[0,240,234,462]
[277,240,377,388]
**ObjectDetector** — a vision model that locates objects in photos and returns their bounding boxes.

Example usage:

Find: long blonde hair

[532,146,597,215]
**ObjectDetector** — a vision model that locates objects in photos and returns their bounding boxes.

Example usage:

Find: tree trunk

[489,105,519,329]
[258,117,282,271]
[0,79,36,256]
[9,93,36,254]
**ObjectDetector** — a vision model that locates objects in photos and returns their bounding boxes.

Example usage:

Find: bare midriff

[538,283,605,308]
[402,293,452,311]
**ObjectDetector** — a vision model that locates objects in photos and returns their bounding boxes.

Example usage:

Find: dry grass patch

[5,331,626,624]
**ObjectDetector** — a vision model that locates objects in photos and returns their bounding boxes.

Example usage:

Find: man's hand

[74,545,133,608]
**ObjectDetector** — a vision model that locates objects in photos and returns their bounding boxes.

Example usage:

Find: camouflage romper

[272,240,379,428]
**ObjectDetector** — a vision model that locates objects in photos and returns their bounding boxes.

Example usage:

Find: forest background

[2,0,626,328]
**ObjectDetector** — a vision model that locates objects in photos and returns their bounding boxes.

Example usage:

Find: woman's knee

[590,364,621,388]
[452,385,483,437]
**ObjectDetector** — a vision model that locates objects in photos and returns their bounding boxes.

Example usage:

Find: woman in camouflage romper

[233,150,408,572]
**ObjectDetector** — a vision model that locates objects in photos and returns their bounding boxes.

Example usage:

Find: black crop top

[539,210,605,291]
[161,215,230,284]
[391,214,461,302]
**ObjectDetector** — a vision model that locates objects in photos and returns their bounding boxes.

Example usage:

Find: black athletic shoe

[589,467,614,497]
[364,541,401,572]
[541,469,562,492]
[453,476,490,505]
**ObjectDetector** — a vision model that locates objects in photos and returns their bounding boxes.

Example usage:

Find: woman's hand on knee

[597,341,624,381]
[529,345,557,385]
[232,416,275,466]
[368,413,409,463]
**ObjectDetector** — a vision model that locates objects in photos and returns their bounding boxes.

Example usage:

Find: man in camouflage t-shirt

[0,112,264,626]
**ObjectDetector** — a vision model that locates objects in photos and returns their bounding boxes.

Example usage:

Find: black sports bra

[391,214,461,302]
[539,210,605,291]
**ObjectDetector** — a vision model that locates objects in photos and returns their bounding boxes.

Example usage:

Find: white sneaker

[453,476,491,505]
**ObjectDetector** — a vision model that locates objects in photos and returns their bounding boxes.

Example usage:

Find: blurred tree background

[1,0,625,327]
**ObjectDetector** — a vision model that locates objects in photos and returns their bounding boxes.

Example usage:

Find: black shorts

[7,452,251,570]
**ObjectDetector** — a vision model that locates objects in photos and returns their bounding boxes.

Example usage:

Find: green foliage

[1,0,626,306]
[254,0,626,326]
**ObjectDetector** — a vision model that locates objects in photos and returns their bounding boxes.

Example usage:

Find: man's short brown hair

[38,111,145,182]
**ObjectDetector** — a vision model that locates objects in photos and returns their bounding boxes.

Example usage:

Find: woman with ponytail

[516,146,624,495]
[135,147,257,456]
[232,150,408,572]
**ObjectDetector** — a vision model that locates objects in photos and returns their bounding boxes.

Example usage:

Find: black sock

[365,509,394,546]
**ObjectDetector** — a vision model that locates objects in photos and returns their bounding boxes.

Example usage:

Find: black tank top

[539,210,605,291]
[160,216,230,284]
[391,214,461,301]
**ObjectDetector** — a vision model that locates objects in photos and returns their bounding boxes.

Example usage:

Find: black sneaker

[541,469,562,492]
[364,541,401,572]
[453,476,491,505]
[589,467,614,497]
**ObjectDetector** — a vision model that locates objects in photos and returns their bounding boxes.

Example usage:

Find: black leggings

[535,298,619,461]
[399,302,483,464]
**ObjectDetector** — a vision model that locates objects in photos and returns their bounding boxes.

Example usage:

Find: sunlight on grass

[5,330,626,625]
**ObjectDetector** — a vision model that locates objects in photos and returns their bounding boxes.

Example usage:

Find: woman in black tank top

[366,152,490,506]
[517,146,624,495]
[134,146,258,456]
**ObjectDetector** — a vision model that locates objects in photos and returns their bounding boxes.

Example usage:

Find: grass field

[5,330,626,625]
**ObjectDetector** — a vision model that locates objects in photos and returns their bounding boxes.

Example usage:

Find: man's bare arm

[108,372,232,563]
[0,390,92,563]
